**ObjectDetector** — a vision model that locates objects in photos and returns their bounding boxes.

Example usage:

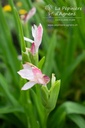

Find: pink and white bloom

[17,63,50,90]
[21,7,36,23]
[24,24,43,55]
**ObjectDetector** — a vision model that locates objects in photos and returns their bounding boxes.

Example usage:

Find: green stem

[43,109,49,128]
[23,23,30,47]
[22,90,39,128]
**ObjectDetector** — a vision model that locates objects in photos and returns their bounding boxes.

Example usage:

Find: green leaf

[38,56,45,69]
[0,5,20,84]
[0,74,19,106]
[68,114,85,128]
[43,31,57,76]
[41,80,60,113]
[61,51,85,93]
[0,106,24,114]
[41,86,49,108]
[48,101,85,128]
[49,80,61,111]
[8,0,26,52]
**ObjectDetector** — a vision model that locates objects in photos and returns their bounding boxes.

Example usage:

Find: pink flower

[21,7,36,23]
[24,24,43,55]
[17,63,50,90]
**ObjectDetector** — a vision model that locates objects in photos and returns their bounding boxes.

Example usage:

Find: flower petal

[17,69,34,80]
[21,7,36,23]
[32,67,42,76]
[34,24,43,48]
[23,63,32,69]
[32,67,44,84]
[43,75,50,85]
[30,42,36,55]
[24,37,33,43]
[24,62,36,68]
[25,7,36,22]
[32,24,37,38]
[21,81,36,90]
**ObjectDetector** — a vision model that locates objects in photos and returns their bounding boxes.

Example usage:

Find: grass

[0,0,85,128]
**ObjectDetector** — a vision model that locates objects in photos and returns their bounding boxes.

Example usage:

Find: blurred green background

[0,0,85,128]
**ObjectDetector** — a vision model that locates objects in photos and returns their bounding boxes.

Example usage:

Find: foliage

[0,0,85,128]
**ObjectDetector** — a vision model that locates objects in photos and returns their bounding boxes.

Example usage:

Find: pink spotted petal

[17,69,34,80]
[32,67,42,76]
[32,67,44,84]
[37,77,45,84]
[21,81,36,90]
[30,42,36,55]
[25,7,36,22]
[35,24,43,48]
[43,75,50,85]
[24,62,36,68]
[23,63,32,69]
[22,7,36,23]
